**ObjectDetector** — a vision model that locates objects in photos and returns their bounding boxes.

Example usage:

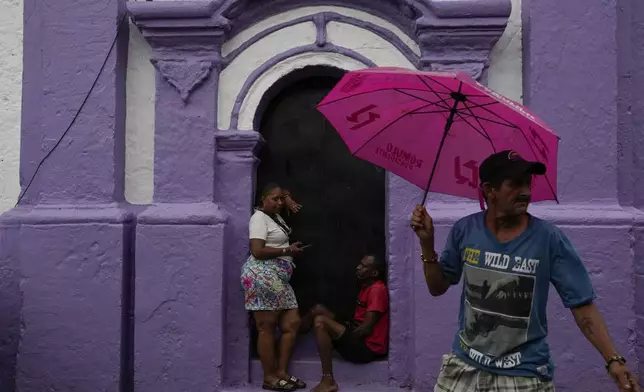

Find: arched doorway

[254,66,387,347]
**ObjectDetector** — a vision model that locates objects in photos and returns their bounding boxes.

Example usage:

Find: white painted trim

[218,22,317,130]
[326,21,415,68]
[0,0,23,213]
[237,52,368,131]
[487,0,523,102]
[125,22,155,205]
[222,6,421,58]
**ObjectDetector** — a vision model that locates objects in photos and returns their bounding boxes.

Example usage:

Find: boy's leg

[311,315,346,392]
[299,304,335,334]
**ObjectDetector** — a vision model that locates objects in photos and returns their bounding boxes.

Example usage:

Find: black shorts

[332,326,383,364]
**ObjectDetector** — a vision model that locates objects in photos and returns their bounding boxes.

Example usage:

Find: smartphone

[300,244,313,249]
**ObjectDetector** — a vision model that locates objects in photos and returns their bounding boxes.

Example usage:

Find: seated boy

[307,254,389,392]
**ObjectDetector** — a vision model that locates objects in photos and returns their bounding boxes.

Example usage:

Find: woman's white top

[249,210,292,262]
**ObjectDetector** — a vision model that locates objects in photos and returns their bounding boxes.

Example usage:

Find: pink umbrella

[316,67,559,205]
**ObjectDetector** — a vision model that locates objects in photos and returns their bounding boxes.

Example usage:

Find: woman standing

[241,183,307,391]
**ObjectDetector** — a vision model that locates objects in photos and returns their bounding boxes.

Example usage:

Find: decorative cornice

[425,0,511,19]
[427,62,486,80]
[151,58,217,102]
[416,26,505,78]
[223,0,419,38]
[128,0,511,51]
[416,0,510,78]
[127,0,230,48]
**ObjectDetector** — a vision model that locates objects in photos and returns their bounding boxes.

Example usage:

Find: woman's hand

[282,191,302,214]
[288,242,304,256]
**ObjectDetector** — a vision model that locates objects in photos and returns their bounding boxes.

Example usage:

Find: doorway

[255,66,387,327]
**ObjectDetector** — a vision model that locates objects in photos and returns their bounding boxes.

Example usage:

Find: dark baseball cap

[479,150,546,184]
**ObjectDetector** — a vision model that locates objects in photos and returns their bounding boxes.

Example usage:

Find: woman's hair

[258,182,281,206]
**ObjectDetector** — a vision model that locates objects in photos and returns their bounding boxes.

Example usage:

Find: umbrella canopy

[317,67,559,204]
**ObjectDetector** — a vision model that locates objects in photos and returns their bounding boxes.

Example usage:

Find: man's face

[356,255,377,280]
[486,174,533,217]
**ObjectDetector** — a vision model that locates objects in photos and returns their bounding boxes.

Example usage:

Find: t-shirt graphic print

[461,262,534,367]
[439,212,596,380]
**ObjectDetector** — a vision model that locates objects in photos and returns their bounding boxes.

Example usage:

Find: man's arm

[572,303,639,391]
[353,311,382,338]
[571,303,619,361]
[419,239,452,297]
[550,228,639,391]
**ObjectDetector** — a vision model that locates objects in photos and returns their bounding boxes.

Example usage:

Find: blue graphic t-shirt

[440,212,595,380]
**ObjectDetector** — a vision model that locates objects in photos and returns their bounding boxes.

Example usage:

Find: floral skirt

[241,256,298,311]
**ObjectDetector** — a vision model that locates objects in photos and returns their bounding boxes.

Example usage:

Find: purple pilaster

[412,6,511,389]
[619,0,644,383]
[127,2,230,391]
[134,205,227,392]
[0,0,129,390]
[524,0,640,391]
[214,130,263,386]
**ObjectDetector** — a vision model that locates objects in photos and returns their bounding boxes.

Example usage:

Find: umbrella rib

[351,102,437,156]
[458,101,500,110]
[416,75,453,109]
[460,103,500,143]
[316,87,464,108]
[458,111,520,130]
[472,102,560,138]
[465,103,520,128]
[422,74,460,95]
[394,89,452,110]
[422,75,494,99]
[462,101,558,202]
[452,112,493,143]
[414,109,453,115]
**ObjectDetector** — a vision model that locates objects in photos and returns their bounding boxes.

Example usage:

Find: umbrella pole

[421,97,462,206]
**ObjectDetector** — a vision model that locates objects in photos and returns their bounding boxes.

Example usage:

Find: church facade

[0,0,643,391]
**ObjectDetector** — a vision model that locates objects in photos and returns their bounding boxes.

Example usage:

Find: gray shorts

[434,354,555,392]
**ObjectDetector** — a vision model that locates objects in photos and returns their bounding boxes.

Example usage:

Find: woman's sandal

[262,379,297,391]
[286,375,307,389]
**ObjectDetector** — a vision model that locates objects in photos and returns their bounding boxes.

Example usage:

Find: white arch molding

[221,6,421,58]
[218,7,419,131]
[233,24,417,130]
[239,54,364,131]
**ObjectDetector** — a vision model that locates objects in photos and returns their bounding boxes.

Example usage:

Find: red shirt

[353,280,389,354]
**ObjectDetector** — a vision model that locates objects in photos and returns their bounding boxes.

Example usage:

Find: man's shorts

[435,354,555,392]
[332,325,383,364]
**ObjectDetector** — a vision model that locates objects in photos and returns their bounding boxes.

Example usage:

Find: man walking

[410,150,639,391]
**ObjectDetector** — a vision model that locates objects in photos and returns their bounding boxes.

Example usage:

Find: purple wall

[0,0,641,391]
[0,0,130,391]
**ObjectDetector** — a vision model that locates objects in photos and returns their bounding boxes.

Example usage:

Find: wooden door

[257,73,386,321]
